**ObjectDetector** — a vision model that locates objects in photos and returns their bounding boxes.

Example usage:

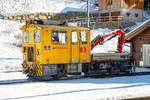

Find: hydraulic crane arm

[91,29,124,53]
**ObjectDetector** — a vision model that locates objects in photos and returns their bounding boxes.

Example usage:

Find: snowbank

[1,72,150,100]
[0,19,23,71]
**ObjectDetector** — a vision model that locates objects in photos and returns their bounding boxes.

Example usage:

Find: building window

[135,13,139,17]
[23,31,29,43]
[34,29,40,43]
[138,36,142,40]
[126,12,130,16]
[80,31,87,44]
[125,0,129,4]
[108,0,112,5]
[135,0,139,6]
[52,30,67,44]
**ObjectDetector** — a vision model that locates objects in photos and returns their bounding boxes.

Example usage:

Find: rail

[1,71,150,85]
[67,16,123,23]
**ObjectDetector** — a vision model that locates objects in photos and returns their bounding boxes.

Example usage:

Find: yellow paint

[21,23,91,76]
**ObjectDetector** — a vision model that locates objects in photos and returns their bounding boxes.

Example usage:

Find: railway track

[1,71,150,85]
[0,79,32,85]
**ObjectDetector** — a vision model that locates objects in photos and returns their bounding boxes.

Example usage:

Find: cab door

[79,30,91,63]
[27,44,36,64]
[71,31,79,63]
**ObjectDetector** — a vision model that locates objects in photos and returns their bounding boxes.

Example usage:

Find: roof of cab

[37,24,90,30]
[25,20,89,30]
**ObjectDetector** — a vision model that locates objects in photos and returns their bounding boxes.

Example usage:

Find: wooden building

[98,0,143,22]
[125,20,150,67]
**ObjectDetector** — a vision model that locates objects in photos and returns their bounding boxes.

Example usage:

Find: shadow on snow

[2,83,150,100]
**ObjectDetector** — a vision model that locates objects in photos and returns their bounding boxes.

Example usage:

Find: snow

[126,18,150,37]
[0,0,97,16]
[1,72,150,100]
[0,19,23,71]
[0,71,27,81]
[136,68,150,72]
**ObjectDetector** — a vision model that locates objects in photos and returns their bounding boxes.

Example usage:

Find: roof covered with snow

[125,18,150,41]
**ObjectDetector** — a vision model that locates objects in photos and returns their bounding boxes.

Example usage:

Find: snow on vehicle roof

[125,18,150,41]
[37,24,89,30]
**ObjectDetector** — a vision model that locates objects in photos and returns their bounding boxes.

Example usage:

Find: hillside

[0,0,97,16]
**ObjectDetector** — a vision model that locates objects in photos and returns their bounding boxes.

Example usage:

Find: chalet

[98,0,149,22]
[125,19,150,67]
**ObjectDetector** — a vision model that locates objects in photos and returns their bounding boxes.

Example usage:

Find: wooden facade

[100,12,121,21]
[125,24,150,66]
[98,0,143,10]
[98,0,144,22]
[98,0,121,10]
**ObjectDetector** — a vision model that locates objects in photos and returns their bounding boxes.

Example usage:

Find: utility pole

[87,0,90,28]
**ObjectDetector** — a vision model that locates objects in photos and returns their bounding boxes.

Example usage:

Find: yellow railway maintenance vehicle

[21,20,91,79]
[21,20,133,80]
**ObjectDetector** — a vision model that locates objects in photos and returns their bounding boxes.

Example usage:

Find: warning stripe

[22,64,43,77]
[35,64,42,76]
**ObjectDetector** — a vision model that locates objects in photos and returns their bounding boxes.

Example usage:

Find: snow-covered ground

[0,71,27,81]
[1,72,150,100]
[136,68,150,72]
[0,19,23,71]
[0,0,97,16]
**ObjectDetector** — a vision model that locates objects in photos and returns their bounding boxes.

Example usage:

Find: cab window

[80,31,87,44]
[52,30,67,44]
[72,31,78,44]
[23,31,29,43]
[34,29,40,43]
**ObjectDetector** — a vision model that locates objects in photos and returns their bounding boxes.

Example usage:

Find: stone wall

[3,12,99,23]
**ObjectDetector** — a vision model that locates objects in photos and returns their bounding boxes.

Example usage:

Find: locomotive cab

[21,20,91,79]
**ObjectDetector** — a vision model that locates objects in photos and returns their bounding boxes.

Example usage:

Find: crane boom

[91,29,124,53]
